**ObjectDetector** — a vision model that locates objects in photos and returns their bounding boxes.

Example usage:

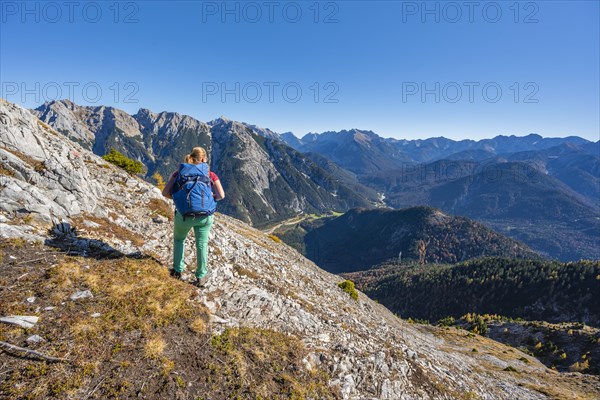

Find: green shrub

[472,314,488,336]
[437,316,456,327]
[461,313,488,336]
[338,280,359,301]
[102,148,144,174]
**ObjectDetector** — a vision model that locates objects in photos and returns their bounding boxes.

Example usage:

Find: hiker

[162,147,225,287]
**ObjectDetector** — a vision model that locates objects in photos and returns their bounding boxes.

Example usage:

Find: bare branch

[0,341,71,363]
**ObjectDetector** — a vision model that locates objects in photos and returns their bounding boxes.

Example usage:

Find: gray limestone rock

[0,316,39,329]
[26,335,45,344]
[70,290,94,300]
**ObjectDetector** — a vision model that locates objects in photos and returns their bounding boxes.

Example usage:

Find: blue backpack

[172,163,217,219]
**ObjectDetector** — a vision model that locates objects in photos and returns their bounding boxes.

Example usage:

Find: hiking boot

[169,269,182,280]
[193,276,208,288]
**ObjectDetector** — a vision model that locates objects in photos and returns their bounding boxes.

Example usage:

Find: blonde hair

[185,147,207,164]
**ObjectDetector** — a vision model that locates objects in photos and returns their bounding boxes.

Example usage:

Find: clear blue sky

[1,0,599,141]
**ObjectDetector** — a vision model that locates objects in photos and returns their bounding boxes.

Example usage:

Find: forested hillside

[346,258,600,326]
[274,207,538,273]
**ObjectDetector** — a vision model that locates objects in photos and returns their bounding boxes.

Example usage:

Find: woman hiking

[162,147,225,287]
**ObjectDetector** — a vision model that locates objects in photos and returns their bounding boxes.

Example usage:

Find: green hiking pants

[172,212,214,278]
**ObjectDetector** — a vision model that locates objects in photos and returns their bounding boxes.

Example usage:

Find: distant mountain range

[274,206,539,273]
[505,143,599,203]
[283,129,599,261]
[283,130,595,164]
[287,129,411,174]
[366,156,599,261]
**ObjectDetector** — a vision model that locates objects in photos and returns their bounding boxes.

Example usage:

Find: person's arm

[212,179,225,201]
[162,172,177,199]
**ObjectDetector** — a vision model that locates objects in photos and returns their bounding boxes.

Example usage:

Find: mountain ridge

[33,100,380,227]
[282,130,594,165]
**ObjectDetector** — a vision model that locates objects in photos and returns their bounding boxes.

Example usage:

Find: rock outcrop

[2,100,599,399]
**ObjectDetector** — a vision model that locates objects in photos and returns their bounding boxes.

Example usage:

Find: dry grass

[523,381,600,400]
[72,214,146,247]
[0,161,15,177]
[104,198,127,215]
[42,257,200,336]
[144,336,166,359]
[0,240,339,399]
[0,146,46,173]
[148,198,174,221]
[208,327,337,399]
[0,237,27,249]
[190,318,207,334]
[0,243,205,398]
[234,265,260,280]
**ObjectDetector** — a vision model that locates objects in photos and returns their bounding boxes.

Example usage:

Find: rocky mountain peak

[133,107,157,120]
[32,99,97,146]
[33,99,144,144]
[133,108,209,140]
[242,122,282,140]
[208,116,233,126]
[296,128,412,174]
[280,131,303,149]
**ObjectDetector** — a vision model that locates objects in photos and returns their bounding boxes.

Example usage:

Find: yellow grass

[144,336,166,359]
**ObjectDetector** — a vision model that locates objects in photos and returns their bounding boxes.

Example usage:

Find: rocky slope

[33,100,379,227]
[2,100,600,399]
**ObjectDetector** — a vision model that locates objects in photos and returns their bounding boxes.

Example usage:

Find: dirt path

[261,215,308,234]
